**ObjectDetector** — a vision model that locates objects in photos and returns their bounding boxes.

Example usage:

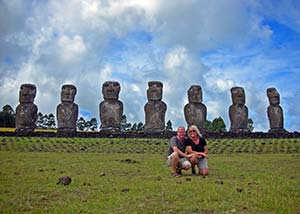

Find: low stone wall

[0,131,300,139]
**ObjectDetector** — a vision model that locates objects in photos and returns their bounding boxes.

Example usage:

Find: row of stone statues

[15,81,285,133]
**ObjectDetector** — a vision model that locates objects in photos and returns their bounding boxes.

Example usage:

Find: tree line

[120,115,173,131]
[0,105,15,127]
[0,104,254,132]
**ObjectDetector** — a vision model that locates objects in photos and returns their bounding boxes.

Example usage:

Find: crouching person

[167,126,192,177]
[186,125,209,176]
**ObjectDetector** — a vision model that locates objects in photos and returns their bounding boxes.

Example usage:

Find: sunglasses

[189,130,196,133]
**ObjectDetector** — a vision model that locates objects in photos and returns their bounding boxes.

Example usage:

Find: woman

[186,125,209,176]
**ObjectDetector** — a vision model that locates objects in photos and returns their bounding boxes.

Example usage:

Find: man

[167,126,192,177]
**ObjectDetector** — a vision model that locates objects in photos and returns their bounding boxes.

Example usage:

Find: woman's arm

[204,145,208,155]
[196,152,207,158]
[194,145,209,158]
[186,145,193,154]
[187,147,207,158]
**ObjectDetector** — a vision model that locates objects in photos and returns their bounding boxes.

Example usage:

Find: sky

[0,0,300,132]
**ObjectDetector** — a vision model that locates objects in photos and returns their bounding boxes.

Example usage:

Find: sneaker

[176,167,182,175]
[192,169,196,176]
[191,168,196,176]
[173,172,182,177]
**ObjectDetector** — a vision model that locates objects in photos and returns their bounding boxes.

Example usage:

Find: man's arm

[172,146,191,158]
[186,145,193,154]
[185,146,194,158]
[170,136,192,158]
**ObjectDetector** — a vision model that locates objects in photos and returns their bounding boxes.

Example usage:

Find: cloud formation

[0,0,299,131]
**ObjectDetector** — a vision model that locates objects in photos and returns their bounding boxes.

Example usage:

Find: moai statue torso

[57,84,78,133]
[267,88,285,132]
[15,84,38,132]
[184,85,207,133]
[229,87,248,133]
[144,81,167,133]
[99,81,123,131]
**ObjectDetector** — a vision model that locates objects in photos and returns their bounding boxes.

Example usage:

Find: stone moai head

[102,81,120,100]
[188,85,202,103]
[231,87,245,105]
[19,84,36,104]
[61,84,77,102]
[147,81,163,101]
[267,88,280,106]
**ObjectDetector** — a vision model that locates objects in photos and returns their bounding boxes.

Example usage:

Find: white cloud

[149,0,273,51]
[81,0,100,19]
[206,101,226,120]
[58,35,86,62]
[99,64,112,80]
[164,47,188,70]
[130,83,141,93]
[215,79,235,92]
[205,75,235,92]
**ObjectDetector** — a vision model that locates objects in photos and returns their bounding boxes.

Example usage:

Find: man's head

[176,126,186,140]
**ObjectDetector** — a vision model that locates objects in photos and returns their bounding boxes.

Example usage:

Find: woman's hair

[187,125,202,138]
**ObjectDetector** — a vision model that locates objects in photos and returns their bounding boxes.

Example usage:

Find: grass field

[0,137,299,213]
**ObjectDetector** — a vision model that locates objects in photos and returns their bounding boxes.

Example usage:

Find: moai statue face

[19,84,36,103]
[147,81,163,101]
[61,85,77,102]
[231,87,245,105]
[188,85,202,103]
[102,81,120,100]
[267,88,280,106]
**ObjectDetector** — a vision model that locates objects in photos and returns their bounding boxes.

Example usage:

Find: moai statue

[144,81,167,133]
[267,87,286,132]
[229,87,248,133]
[184,85,207,133]
[15,84,38,132]
[99,81,123,132]
[57,84,78,133]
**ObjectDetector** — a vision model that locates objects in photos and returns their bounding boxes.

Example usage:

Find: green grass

[0,137,300,213]
[1,137,299,154]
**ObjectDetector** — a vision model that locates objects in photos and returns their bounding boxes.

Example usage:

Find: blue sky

[0,0,300,131]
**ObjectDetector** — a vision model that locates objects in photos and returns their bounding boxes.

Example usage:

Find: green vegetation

[0,137,299,213]
[0,105,15,128]
[206,117,227,132]
[36,112,56,129]
[1,137,299,154]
